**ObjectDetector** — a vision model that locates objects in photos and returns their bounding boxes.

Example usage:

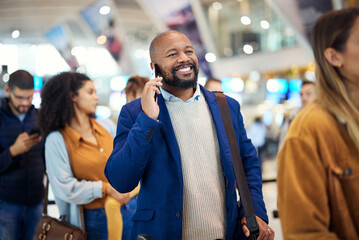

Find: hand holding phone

[9,131,42,157]
[29,127,41,136]
[141,67,162,120]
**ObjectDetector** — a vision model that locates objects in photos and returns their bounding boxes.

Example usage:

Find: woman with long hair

[38,72,130,240]
[277,8,359,239]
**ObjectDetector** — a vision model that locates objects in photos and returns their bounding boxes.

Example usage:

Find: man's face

[152,32,199,89]
[300,83,316,107]
[6,86,34,114]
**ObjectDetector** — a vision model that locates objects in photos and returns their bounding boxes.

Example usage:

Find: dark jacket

[105,86,268,240]
[0,98,45,205]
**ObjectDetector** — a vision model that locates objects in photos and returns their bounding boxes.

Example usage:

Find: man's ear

[150,62,155,70]
[4,86,10,96]
[324,47,343,68]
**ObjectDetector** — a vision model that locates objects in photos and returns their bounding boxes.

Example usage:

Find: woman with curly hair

[277,8,359,239]
[38,72,130,240]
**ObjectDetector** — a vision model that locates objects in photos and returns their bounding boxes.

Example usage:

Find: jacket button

[176,211,181,217]
[345,168,353,176]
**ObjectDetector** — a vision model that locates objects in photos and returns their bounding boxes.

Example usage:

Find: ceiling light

[97,35,107,45]
[212,2,223,10]
[241,16,251,25]
[3,73,9,82]
[205,52,216,63]
[243,44,253,54]
[12,30,20,39]
[260,20,270,29]
[99,6,111,15]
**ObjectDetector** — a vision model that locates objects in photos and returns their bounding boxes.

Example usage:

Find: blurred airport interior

[1,0,358,239]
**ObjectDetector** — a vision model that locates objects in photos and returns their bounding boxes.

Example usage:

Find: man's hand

[9,132,42,157]
[106,183,131,205]
[141,77,162,120]
[241,216,275,240]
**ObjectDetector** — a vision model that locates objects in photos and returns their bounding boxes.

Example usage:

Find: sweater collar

[160,84,201,103]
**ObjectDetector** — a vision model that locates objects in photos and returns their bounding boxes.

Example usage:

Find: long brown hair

[312,7,359,149]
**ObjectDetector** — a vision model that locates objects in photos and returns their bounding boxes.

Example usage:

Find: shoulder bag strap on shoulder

[214,92,259,239]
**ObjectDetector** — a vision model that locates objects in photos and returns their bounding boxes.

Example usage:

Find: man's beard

[160,63,199,89]
[8,98,29,114]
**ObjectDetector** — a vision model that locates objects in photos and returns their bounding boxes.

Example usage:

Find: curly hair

[38,72,91,137]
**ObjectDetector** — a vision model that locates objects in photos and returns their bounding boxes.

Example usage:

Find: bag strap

[42,175,49,215]
[214,92,259,239]
[42,133,86,233]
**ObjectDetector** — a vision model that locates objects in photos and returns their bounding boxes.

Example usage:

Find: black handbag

[34,136,86,240]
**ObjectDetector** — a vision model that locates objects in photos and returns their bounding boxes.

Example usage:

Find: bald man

[105,30,272,240]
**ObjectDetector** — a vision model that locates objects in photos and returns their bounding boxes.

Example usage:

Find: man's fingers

[146,77,163,86]
[148,78,162,88]
[149,86,161,95]
[24,136,41,147]
[258,227,274,240]
[143,78,162,96]
[17,132,29,139]
[256,217,275,240]
[151,76,163,82]
[242,225,250,237]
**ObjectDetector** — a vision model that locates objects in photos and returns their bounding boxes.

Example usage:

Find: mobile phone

[29,127,41,135]
[153,64,161,101]
[154,64,161,78]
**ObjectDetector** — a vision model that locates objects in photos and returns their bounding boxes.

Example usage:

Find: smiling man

[105,30,272,240]
[0,70,44,240]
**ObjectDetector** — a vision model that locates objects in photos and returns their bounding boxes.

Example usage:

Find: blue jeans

[84,208,108,240]
[121,197,137,240]
[0,200,43,240]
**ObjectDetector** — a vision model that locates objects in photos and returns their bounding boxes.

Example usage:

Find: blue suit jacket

[105,86,268,239]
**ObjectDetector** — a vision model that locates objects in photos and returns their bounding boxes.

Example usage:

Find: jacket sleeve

[231,99,268,223]
[105,105,162,193]
[45,131,103,205]
[0,147,14,174]
[0,116,16,174]
[277,137,339,239]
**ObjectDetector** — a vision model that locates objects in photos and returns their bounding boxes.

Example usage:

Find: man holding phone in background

[105,30,274,240]
[0,70,44,240]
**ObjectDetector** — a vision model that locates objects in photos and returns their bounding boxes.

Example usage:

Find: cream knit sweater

[165,94,226,240]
